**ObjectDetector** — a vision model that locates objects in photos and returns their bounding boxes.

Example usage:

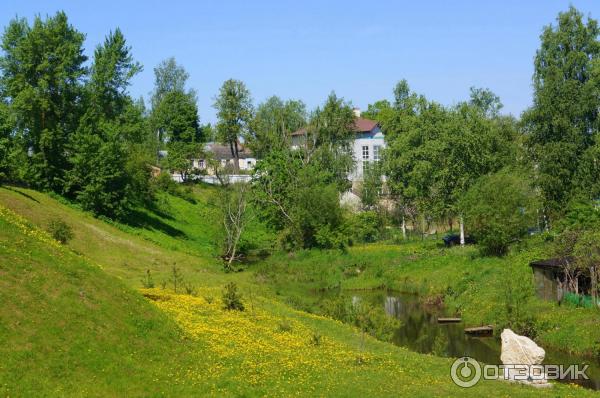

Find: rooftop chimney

[353,107,361,118]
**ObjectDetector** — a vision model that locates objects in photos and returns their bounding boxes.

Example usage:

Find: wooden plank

[437,317,462,323]
[464,325,493,337]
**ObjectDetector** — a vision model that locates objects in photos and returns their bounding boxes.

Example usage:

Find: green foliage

[248,96,307,158]
[141,269,155,288]
[360,162,383,209]
[169,265,185,294]
[164,141,204,182]
[383,81,518,225]
[252,93,356,250]
[152,90,200,144]
[347,211,382,243]
[320,297,400,342]
[221,282,244,311]
[522,6,600,219]
[461,170,539,256]
[0,12,87,192]
[557,199,600,231]
[213,79,253,173]
[47,218,73,244]
[468,86,502,117]
[151,57,194,109]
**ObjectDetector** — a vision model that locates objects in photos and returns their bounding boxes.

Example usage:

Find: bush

[140,269,155,288]
[47,219,74,244]
[222,282,244,311]
[461,170,539,256]
[347,211,382,243]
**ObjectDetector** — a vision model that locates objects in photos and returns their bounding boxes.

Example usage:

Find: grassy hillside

[0,186,594,397]
[0,204,210,396]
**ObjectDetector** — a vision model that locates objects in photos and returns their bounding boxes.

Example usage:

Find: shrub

[309,331,322,346]
[47,219,74,244]
[141,269,155,288]
[347,211,382,243]
[461,170,539,256]
[184,283,197,296]
[277,319,293,333]
[222,282,244,311]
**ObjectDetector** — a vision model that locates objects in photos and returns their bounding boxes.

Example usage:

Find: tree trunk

[459,215,465,246]
[233,141,240,174]
[401,215,407,240]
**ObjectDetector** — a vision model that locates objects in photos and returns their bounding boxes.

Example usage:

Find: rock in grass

[500,329,551,387]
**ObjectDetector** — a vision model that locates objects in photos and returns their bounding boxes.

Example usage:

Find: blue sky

[2,1,600,123]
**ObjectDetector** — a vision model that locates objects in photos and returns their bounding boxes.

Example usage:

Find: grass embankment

[0,185,594,396]
[257,241,600,357]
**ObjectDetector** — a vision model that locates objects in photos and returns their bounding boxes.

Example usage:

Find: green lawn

[0,185,596,397]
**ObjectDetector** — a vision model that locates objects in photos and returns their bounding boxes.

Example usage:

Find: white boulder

[500,328,551,387]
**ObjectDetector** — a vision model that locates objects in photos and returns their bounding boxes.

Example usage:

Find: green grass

[0,185,596,397]
[256,240,600,357]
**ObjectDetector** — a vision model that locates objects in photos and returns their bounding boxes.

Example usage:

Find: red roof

[291,117,378,136]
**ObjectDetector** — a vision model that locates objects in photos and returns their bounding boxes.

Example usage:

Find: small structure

[529,257,590,302]
[464,325,493,337]
[437,317,462,324]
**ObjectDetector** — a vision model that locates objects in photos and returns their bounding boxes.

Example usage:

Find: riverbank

[254,240,600,357]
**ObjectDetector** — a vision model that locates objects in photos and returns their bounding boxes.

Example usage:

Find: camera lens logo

[450,357,482,387]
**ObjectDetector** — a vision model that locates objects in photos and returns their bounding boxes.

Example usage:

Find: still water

[322,290,600,390]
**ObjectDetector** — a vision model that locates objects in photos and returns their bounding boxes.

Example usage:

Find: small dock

[437,317,462,324]
[464,325,493,337]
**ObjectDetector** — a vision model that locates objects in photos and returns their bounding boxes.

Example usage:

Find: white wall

[350,126,385,181]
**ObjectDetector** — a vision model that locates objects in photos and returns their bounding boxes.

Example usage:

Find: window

[373,145,381,161]
[198,159,205,169]
[362,145,369,160]
[247,160,252,168]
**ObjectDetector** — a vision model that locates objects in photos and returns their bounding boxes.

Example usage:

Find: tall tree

[66,29,144,218]
[151,57,194,109]
[213,79,253,174]
[469,86,503,117]
[151,90,200,143]
[522,6,600,223]
[150,58,199,145]
[0,12,87,191]
[248,96,306,158]
[303,92,355,191]
[252,92,354,249]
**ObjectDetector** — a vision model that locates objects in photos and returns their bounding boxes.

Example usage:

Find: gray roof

[205,142,254,160]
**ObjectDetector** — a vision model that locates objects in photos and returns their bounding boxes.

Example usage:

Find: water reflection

[322,290,600,390]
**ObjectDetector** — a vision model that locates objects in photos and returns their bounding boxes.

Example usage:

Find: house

[191,142,257,173]
[186,142,257,184]
[291,108,385,184]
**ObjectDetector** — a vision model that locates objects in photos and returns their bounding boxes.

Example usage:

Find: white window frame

[373,145,381,161]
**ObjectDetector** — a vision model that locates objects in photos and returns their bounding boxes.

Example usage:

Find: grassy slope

[0,206,210,396]
[0,186,593,397]
[258,241,600,356]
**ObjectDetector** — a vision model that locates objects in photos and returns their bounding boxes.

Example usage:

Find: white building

[291,109,385,183]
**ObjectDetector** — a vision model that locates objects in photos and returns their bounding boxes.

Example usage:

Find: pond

[317,290,600,390]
